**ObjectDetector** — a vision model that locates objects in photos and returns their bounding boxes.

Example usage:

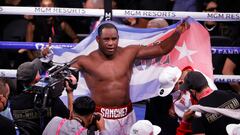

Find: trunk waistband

[95,102,133,119]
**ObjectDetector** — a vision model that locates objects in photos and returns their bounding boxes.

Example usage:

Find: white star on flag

[175,41,197,63]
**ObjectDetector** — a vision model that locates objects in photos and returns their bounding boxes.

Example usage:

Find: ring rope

[0,6,240,21]
[0,69,239,83]
[213,75,240,83]
[0,41,239,55]
[0,41,76,49]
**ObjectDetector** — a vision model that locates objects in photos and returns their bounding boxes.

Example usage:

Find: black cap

[180,71,208,92]
[17,62,39,83]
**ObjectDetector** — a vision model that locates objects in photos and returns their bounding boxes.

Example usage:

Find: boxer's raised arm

[136,20,190,59]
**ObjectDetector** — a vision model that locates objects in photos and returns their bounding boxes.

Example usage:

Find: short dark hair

[180,71,209,92]
[73,96,95,116]
[97,22,118,36]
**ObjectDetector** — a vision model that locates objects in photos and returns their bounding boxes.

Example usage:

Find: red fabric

[190,94,198,105]
[181,66,194,72]
[176,120,192,135]
[150,20,213,80]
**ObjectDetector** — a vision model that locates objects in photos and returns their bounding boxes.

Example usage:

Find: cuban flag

[54,17,213,103]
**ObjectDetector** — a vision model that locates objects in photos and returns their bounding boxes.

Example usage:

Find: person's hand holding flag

[176,17,191,34]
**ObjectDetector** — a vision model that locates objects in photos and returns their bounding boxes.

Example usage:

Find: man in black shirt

[10,53,77,134]
[180,71,240,135]
[222,54,240,94]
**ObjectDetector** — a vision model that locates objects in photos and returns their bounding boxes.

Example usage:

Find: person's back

[10,91,69,133]
[43,96,107,135]
[193,90,240,135]
[10,60,70,134]
[43,116,87,135]
[179,71,240,135]
[0,114,16,135]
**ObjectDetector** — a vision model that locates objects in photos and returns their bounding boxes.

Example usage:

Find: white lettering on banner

[35,7,51,13]
[207,13,240,20]
[124,10,141,16]
[214,78,240,83]
[34,7,86,15]
[142,11,176,18]
[211,48,240,54]
[1,6,240,21]
[100,107,128,118]
[124,10,176,18]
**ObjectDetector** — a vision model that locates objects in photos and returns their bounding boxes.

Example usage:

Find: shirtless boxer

[70,20,189,134]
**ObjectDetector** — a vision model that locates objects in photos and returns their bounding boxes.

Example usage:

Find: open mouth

[107,48,114,52]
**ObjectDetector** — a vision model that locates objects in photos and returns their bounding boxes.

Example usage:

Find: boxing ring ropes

[0,6,240,84]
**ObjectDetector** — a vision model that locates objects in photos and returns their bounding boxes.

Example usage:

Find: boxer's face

[97,28,119,57]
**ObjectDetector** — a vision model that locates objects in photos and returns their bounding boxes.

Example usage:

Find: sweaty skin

[71,21,189,107]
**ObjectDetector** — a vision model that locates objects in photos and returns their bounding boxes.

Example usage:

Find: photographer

[10,41,76,135]
[43,96,108,135]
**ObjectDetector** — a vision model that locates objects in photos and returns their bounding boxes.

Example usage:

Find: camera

[87,114,101,135]
[92,114,101,125]
[32,61,76,109]
[33,65,70,97]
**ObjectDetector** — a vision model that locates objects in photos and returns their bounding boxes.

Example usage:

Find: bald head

[147,18,169,28]
[40,0,55,7]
